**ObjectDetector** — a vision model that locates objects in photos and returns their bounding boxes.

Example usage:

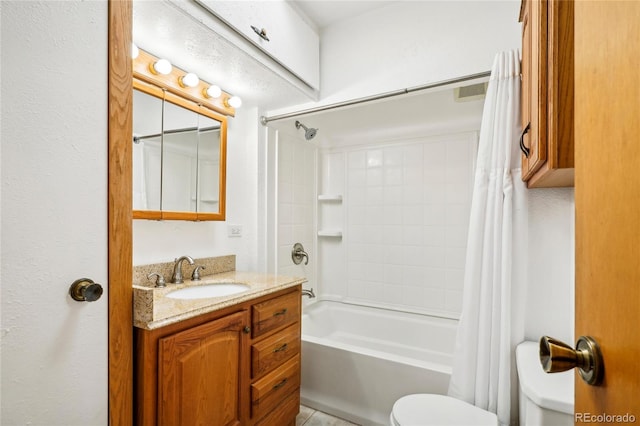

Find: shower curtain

[448,50,527,426]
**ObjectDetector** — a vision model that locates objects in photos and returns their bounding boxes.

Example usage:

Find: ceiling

[290,1,398,29]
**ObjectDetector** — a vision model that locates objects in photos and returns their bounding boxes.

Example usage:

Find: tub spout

[302,288,315,298]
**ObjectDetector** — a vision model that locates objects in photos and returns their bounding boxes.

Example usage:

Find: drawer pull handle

[273,343,288,353]
[519,122,531,158]
[273,378,288,390]
[273,308,288,317]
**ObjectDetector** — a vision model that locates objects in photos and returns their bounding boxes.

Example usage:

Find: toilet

[390,394,498,426]
[390,340,573,426]
[516,341,573,426]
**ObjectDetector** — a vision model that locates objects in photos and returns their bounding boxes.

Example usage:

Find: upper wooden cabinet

[519,0,574,188]
[194,0,320,90]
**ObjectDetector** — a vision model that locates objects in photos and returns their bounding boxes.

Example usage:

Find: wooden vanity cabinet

[519,0,574,188]
[135,285,302,426]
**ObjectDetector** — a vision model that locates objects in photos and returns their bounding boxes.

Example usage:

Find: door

[158,311,249,426]
[574,0,640,418]
[1,1,110,424]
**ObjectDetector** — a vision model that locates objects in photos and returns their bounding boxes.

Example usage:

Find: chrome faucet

[171,255,195,284]
[301,288,315,298]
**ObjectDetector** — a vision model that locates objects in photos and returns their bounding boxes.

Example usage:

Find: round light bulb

[227,96,242,109]
[180,72,199,88]
[152,59,172,75]
[205,85,222,99]
[131,43,139,59]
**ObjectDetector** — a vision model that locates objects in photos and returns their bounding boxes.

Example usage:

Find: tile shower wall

[277,132,317,289]
[338,132,477,317]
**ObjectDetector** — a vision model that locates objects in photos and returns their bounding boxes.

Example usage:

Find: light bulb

[205,85,222,99]
[131,43,139,59]
[179,72,199,88]
[226,96,242,109]
[152,59,172,75]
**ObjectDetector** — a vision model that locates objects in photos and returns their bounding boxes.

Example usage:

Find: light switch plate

[227,224,243,237]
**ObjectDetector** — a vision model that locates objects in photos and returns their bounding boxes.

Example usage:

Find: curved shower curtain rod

[260,70,491,125]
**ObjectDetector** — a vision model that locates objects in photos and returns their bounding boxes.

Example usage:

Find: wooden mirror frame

[132,49,231,221]
[132,79,228,221]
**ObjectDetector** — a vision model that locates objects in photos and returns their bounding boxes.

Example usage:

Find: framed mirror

[132,80,227,221]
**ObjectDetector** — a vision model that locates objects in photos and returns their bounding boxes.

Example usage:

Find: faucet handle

[191,265,206,281]
[147,272,166,288]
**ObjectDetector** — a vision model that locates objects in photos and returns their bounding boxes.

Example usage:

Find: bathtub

[301,300,458,426]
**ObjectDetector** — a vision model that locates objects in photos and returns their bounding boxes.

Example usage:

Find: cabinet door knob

[519,122,531,158]
[243,326,251,334]
[251,25,270,41]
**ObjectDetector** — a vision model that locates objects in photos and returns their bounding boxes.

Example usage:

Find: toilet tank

[516,341,574,426]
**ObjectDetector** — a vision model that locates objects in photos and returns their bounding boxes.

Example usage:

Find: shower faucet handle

[291,243,309,265]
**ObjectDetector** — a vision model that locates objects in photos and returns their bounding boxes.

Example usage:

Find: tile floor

[296,405,361,426]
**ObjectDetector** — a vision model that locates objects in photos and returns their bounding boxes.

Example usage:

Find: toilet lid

[391,394,499,426]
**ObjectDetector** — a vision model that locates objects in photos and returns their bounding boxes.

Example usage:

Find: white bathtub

[301,300,458,426]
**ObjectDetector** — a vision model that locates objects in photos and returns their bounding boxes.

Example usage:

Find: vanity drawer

[251,354,300,420]
[254,388,300,426]
[251,323,300,379]
[251,291,300,338]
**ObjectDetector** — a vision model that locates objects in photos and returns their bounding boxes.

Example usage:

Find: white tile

[365,186,384,205]
[382,205,404,225]
[445,182,470,204]
[381,225,403,245]
[424,184,445,204]
[424,267,446,286]
[423,246,446,268]
[424,225,445,246]
[278,224,293,245]
[384,167,403,186]
[445,203,471,226]
[445,225,469,248]
[348,262,367,280]
[383,244,406,265]
[422,287,446,309]
[348,151,366,169]
[383,185,403,205]
[403,166,423,185]
[402,226,423,246]
[403,184,424,205]
[402,265,425,284]
[348,169,366,188]
[445,268,465,290]
[402,285,425,306]
[402,245,425,266]
[348,205,366,225]
[384,146,403,167]
[384,264,404,285]
[366,149,383,168]
[424,204,446,225]
[348,243,368,262]
[349,225,367,243]
[365,262,384,282]
[366,167,383,186]
[403,144,423,167]
[364,244,385,263]
[445,289,464,313]
[445,246,467,269]
[402,205,424,226]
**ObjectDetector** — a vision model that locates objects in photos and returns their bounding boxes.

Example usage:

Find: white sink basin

[166,283,250,300]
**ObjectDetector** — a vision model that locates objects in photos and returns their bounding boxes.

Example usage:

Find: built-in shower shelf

[318,194,343,202]
[318,230,343,238]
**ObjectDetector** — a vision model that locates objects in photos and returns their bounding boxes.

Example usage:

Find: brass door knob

[539,335,604,385]
[69,278,103,302]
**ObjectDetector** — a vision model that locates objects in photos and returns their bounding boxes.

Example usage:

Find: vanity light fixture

[204,85,222,99]
[226,96,242,109]
[133,47,237,116]
[179,72,200,88]
[151,58,172,75]
[131,43,139,59]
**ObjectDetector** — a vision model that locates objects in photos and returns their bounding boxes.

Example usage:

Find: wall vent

[454,82,488,102]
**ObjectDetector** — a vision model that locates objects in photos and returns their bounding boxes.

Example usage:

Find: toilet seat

[390,394,498,426]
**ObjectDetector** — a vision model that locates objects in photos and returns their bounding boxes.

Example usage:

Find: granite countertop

[134,271,307,330]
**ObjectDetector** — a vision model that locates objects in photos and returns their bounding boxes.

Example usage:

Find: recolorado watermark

[576,413,637,423]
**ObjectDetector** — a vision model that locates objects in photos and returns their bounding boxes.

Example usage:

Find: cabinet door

[520,0,548,180]
[158,310,249,426]
[195,0,319,89]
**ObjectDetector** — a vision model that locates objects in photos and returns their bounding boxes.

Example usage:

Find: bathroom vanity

[133,257,305,426]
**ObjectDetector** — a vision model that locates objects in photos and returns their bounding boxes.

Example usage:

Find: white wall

[525,188,575,344]
[268,0,521,115]
[133,107,260,272]
[1,1,108,423]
